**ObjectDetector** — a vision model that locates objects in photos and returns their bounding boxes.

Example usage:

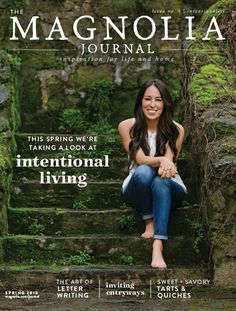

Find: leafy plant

[171,89,180,103]
[117,215,136,232]
[188,219,205,254]
[8,54,21,71]
[49,218,54,225]
[28,221,45,235]
[61,251,92,266]
[72,200,88,210]
[85,80,115,122]
[59,108,86,134]
[121,255,134,266]
[55,230,62,236]
[29,259,36,265]
[88,121,116,136]
[59,80,115,135]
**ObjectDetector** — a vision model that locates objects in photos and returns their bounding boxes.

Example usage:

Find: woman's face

[141,85,164,121]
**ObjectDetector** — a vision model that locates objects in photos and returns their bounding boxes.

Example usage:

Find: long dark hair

[128,79,179,167]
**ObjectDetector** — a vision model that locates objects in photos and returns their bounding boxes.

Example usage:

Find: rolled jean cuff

[142,214,153,220]
[154,234,168,240]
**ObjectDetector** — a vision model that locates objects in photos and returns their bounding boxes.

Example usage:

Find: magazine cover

[0,0,235,310]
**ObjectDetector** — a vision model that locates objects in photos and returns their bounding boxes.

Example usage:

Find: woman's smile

[142,85,164,121]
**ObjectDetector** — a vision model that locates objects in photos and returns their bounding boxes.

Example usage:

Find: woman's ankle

[141,219,154,238]
[151,239,167,269]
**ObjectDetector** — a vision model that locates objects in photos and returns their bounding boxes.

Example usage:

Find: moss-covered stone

[0,135,13,237]
[200,0,236,24]
[39,71,65,112]
[189,64,236,107]
[0,117,10,133]
[68,65,113,90]
[214,260,236,287]
[10,182,124,210]
[21,72,41,113]
[2,235,206,265]
[7,206,199,237]
[20,52,65,70]
[0,51,19,240]
[92,0,137,17]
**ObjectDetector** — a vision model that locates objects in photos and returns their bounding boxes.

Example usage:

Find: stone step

[7,206,199,237]
[10,180,196,209]
[11,181,124,209]
[0,264,208,290]
[1,235,207,266]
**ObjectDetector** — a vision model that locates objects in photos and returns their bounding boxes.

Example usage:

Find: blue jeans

[123,165,186,240]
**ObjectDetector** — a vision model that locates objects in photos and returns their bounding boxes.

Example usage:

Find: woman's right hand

[158,157,176,178]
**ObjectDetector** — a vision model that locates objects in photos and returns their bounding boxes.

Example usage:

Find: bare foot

[151,240,167,269]
[141,219,154,239]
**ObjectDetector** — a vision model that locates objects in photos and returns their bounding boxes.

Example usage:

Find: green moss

[20,52,65,70]
[92,0,136,17]
[0,117,10,133]
[189,64,236,107]
[21,73,41,113]
[59,108,86,134]
[201,0,236,24]
[68,65,113,89]
[0,134,13,236]
[217,137,236,155]
[209,116,236,136]
[0,139,12,169]
[211,54,227,64]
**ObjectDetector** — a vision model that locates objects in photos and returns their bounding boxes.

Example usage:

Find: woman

[118,79,187,269]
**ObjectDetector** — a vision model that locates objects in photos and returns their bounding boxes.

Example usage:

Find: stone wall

[186,0,236,286]
[0,50,19,265]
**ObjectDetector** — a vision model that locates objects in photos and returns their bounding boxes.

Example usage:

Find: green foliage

[88,121,116,136]
[8,54,21,71]
[61,251,92,266]
[59,110,117,136]
[49,218,54,225]
[6,53,21,131]
[29,258,36,265]
[59,80,115,137]
[72,200,88,210]
[55,230,62,236]
[85,80,115,122]
[59,108,86,134]
[171,89,180,103]
[117,215,136,232]
[7,0,25,10]
[189,64,236,107]
[201,0,236,24]
[121,255,134,266]
[28,221,45,235]
[188,219,205,254]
